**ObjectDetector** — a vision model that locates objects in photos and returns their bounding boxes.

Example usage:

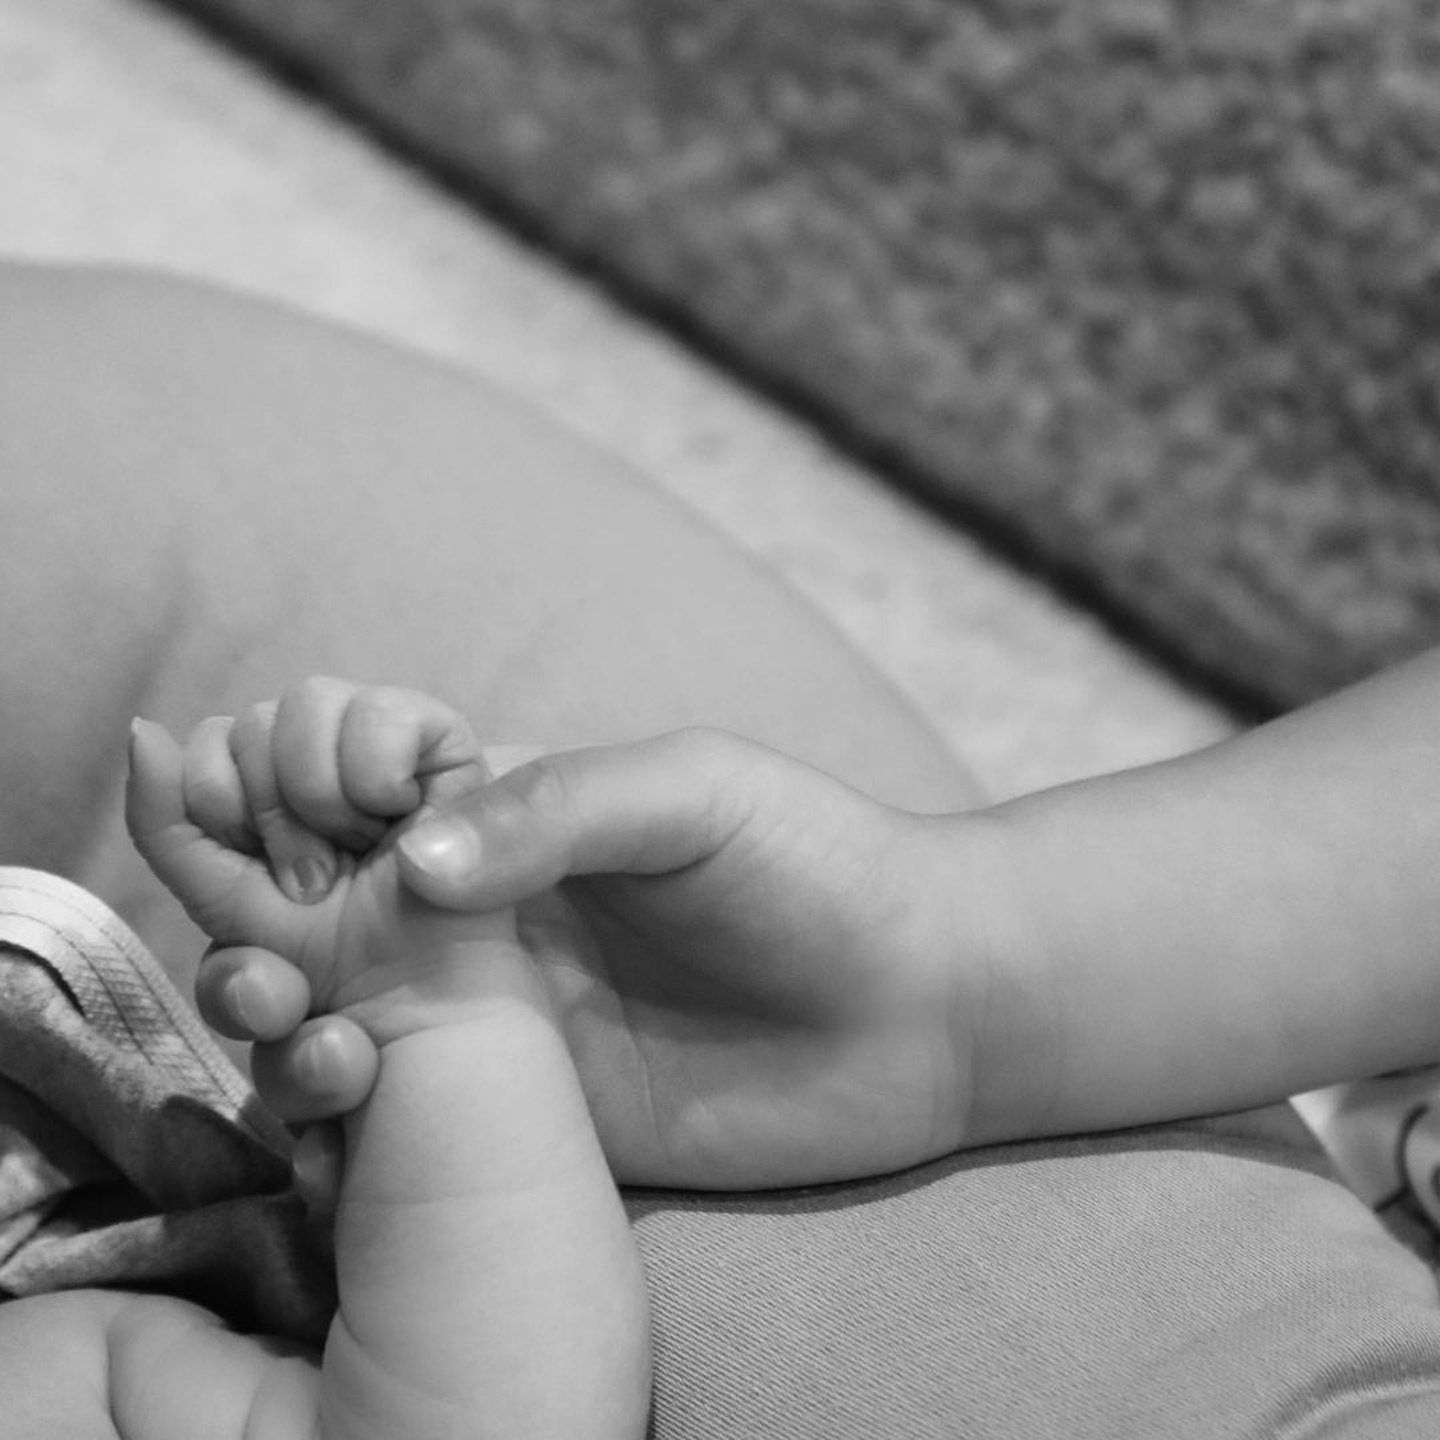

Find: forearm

[322,990,650,1439]
[970,647,1440,1140]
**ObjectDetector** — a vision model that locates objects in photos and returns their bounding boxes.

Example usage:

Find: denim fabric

[5,867,1440,1436]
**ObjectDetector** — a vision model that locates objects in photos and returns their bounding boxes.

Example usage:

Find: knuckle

[361,683,412,713]
[667,724,748,788]
[498,756,571,822]
[191,713,235,746]
[290,674,349,709]
[248,796,295,837]
[183,768,239,819]
[350,685,417,733]
[343,688,420,765]
[666,727,760,836]
[667,725,739,769]
[283,779,351,832]
[183,717,239,779]
[228,700,277,757]
[486,758,580,857]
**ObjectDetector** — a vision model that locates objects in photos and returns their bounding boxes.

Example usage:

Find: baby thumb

[396,730,753,911]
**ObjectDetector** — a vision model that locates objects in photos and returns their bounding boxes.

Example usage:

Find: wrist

[338,1001,598,1209]
[964,765,1285,1139]
[923,806,1067,1149]
[333,936,552,1050]
[327,996,648,1437]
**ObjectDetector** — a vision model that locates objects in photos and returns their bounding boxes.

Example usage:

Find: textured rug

[153,0,1440,711]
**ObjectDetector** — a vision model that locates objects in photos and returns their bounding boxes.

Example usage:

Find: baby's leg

[4,262,1433,1438]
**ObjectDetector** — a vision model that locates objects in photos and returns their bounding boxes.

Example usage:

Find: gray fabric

[633,1126,1440,1438]
[6,866,1440,1435]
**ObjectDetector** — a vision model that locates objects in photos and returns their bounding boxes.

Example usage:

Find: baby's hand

[126,678,525,1044]
[214,729,1039,1190]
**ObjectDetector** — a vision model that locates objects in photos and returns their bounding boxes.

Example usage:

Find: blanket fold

[0,868,334,1343]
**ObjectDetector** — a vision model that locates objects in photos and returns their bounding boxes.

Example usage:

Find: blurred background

[24,0,1428,797]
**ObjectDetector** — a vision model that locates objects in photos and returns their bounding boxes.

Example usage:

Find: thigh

[631,1125,1440,1439]
[0,262,974,966]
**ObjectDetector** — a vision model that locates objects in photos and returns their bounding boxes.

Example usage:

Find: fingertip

[124,717,185,841]
[129,714,165,756]
[126,715,175,784]
[395,818,484,905]
[292,1122,345,1217]
[180,714,258,855]
[197,946,312,1041]
[338,686,486,818]
[253,1015,380,1123]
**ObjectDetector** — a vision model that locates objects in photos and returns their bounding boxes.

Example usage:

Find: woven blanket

[158,0,1440,710]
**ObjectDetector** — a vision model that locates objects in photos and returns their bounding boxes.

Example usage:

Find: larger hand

[208,727,1031,1190]
[400,730,1014,1188]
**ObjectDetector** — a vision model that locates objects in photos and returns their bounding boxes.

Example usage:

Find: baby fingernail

[398,820,480,883]
[223,971,271,1034]
[297,1028,344,1091]
[292,1124,343,1205]
[288,855,332,904]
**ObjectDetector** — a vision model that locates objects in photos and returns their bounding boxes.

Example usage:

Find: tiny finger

[196,945,312,1042]
[229,701,338,904]
[127,718,289,947]
[397,730,753,910]
[338,686,487,819]
[292,1122,345,1218]
[181,716,259,854]
[272,677,387,850]
[252,1014,381,1123]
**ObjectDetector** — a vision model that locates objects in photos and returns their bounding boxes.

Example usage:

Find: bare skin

[225,648,1440,1193]
[118,684,650,1439]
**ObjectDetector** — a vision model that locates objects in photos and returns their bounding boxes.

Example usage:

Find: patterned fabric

[0,867,334,1342]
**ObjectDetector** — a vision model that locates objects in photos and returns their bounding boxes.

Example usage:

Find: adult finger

[396,727,760,910]
[292,1122,345,1218]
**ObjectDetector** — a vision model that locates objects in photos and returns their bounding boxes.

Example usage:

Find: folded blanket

[0,868,334,1342]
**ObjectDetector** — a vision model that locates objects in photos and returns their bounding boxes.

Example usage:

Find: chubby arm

[1,1023,648,1440]
[127,686,651,1438]
[971,645,1440,1142]
[322,974,650,1440]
